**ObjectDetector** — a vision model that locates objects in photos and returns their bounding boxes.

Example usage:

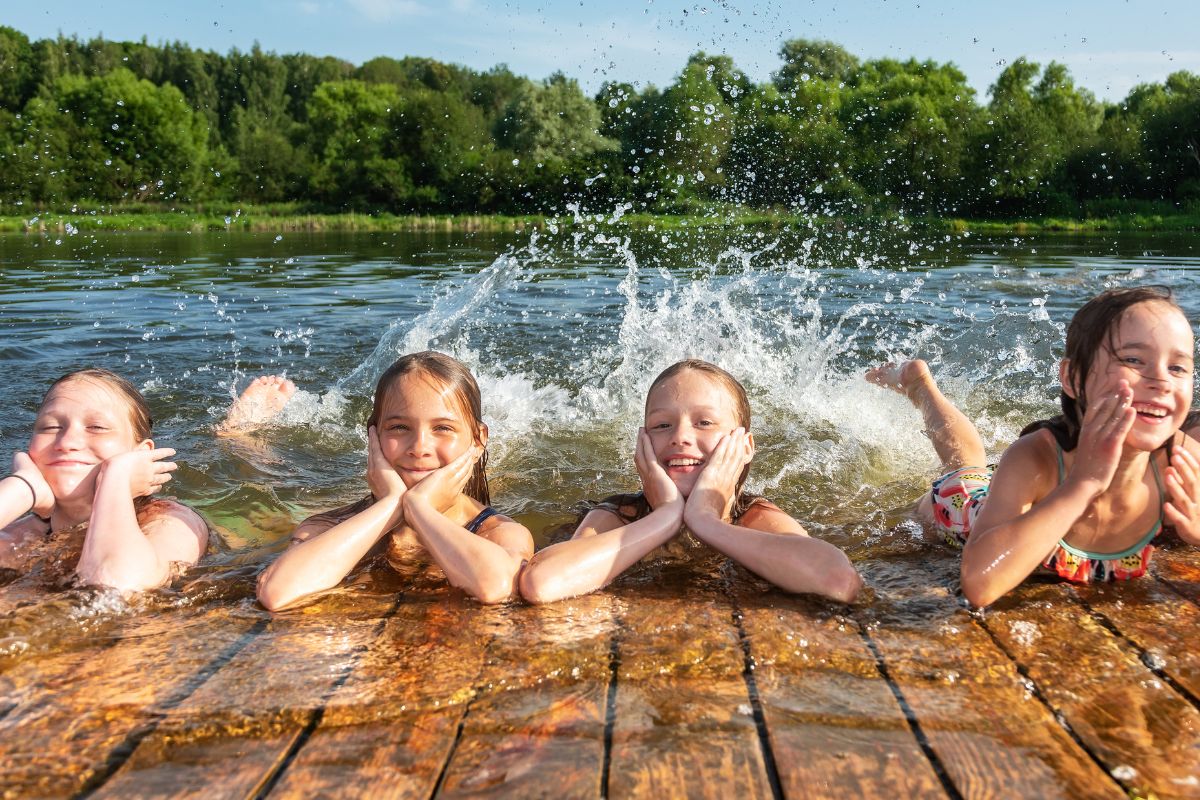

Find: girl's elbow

[517,562,557,605]
[959,571,1000,608]
[814,562,862,604]
[256,570,299,612]
[77,559,164,594]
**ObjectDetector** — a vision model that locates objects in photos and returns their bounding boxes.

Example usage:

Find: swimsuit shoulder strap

[464,506,499,533]
[1054,441,1065,484]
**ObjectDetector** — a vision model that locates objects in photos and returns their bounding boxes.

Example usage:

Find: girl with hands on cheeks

[867,286,1200,607]
[255,352,533,611]
[0,369,207,593]
[519,360,862,604]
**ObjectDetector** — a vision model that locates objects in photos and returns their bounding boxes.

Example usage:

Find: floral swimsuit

[930,444,1163,583]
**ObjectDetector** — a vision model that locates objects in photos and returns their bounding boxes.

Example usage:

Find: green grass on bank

[0,202,1197,235]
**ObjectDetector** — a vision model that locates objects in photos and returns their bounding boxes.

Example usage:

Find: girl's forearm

[961,479,1096,606]
[520,501,684,604]
[78,466,168,592]
[403,497,525,604]
[0,476,36,530]
[257,497,402,611]
[687,516,861,602]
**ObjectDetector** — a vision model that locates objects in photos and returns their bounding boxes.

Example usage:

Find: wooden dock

[2,544,1200,799]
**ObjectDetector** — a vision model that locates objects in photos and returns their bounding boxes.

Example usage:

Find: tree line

[0,27,1197,217]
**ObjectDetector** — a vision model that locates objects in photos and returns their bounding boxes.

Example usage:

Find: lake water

[1,224,1199,793]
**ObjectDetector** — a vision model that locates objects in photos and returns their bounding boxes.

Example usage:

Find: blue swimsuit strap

[1053,443,1163,560]
[464,506,499,533]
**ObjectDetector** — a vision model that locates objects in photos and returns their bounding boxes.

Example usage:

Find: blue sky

[6,0,1198,101]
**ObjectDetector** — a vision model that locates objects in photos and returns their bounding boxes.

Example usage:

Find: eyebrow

[1116,342,1194,360]
[380,415,461,423]
[646,405,725,416]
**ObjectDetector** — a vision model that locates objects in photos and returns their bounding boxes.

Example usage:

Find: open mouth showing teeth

[666,458,703,467]
[1133,405,1168,418]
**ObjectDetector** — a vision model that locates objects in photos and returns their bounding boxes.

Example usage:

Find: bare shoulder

[572,507,625,539]
[290,516,336,545]
[139,499,210,565]
[477,512,535,559]
[1176,430,1200,458]
[736,499,807,535]
[982,428,1060,508]
[0,513,51,549]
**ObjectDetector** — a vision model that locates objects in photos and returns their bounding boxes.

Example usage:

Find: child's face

[644,369,745,497]
[376,372,481,488]
[1076,301,1195,452]
[28,378,147,502]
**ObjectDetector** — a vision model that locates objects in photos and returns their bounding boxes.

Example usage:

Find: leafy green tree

[0,26,35,110]
[775,39,859,89]
[496,72,615,163]
[16,68,208,202]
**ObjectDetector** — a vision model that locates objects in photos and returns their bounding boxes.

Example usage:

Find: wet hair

[1020,286,1193,450]
[41,368,153,442]
[302,352,490,532]
[595,359,761,524]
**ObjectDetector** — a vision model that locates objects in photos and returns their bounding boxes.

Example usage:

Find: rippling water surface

[0,224,1197,673]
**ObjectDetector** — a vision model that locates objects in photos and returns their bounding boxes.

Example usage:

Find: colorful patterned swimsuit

[930,445,1163,583]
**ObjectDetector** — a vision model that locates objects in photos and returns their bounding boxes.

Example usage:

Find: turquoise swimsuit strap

[1052,443,1163,561]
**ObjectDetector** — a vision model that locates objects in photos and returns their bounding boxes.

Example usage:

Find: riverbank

[1,204,1197,235]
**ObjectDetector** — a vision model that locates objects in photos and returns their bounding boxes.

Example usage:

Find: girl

[519,359,863,604]
[867,286,1200,607]
[255,352,534,610]
[0,368,208,592]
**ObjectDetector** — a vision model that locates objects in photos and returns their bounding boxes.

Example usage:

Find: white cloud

[346,0,429,22]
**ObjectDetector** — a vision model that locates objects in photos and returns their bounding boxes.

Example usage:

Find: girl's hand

[366,426,406,502]
[11,452,55,517]
[404,445,481,514]
[1068,381,1136,496]
[685,428,752,524]
[634,428,681,510]
[1164,445,1200,542]
[99,448,178,498]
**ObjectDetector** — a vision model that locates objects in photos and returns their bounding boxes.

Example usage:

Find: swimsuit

[930,445,1163,583]
[464,506,499,533]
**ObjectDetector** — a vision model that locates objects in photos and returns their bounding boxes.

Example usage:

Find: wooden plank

[1153,545,1200,604]
[90,592,396,799]
[263,595,498,800]
[984,579,1200,798]
[737,589,948,799]
[1077,578,1200,702]
[607,581,772,799]
[865,555,1124,800]
[436,593,616,799]
[0,602,260,798]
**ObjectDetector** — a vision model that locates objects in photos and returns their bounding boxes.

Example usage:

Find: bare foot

[217,375,297,435]
[865,359,933,401]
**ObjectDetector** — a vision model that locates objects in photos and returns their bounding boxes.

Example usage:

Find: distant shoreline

[2,207,1197,235]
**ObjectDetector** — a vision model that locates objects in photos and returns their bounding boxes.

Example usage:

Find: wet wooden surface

[2,545,1200,799]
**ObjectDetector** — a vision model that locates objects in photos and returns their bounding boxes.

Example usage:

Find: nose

[671,420,695,446]
[55,423,84,451]
[407,427,433,456]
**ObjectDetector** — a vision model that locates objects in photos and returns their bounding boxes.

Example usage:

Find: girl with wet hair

[0,368,208,592]
[519,359,862,604]
[255,352,533,610]
[867,286,1200,606]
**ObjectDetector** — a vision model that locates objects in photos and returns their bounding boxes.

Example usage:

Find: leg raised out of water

[866,359,985,473]
[217,375,297,436]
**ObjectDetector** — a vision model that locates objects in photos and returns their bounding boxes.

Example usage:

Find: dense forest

[0,26,1197,218]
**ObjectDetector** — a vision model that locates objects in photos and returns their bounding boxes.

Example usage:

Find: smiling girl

[0,369,208,592]
[519,359,862,604]
[255,352,533,610]
[867,286,1200,606]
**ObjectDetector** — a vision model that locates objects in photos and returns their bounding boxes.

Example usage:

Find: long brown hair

[597,359,761,523]
[304,352,491,530]
[1021,286,1191,450]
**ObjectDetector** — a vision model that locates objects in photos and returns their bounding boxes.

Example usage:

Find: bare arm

[520,429,684,604]
[76,448,200,592]
[961,387,1136,607]
[682,429,861,602]
[1162,434,1200,546]
[257,426,403,611]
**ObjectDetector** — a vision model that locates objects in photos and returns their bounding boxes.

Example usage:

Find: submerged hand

[404,445,481,514]
[366,426,406,503]
[11,452,55,517]
[100,448,177,498]
[635,428,681,511]
[1164,445,1200,543]
[1069,381,1135,496]
[684,428,752,526]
